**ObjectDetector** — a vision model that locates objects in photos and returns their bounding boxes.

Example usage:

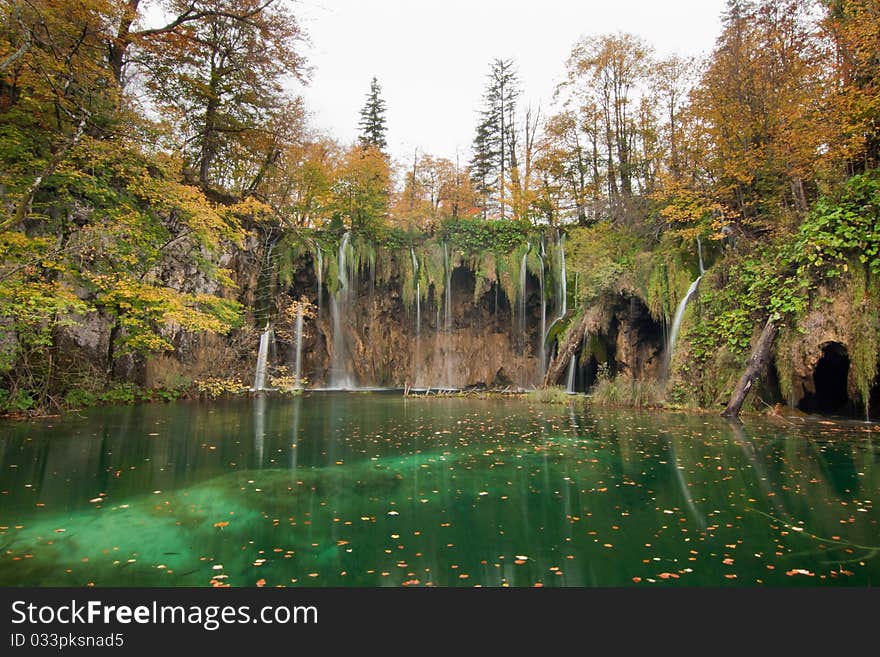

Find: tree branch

[1,112,88,234]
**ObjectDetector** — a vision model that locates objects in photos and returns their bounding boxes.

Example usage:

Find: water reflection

[0,395,877,587]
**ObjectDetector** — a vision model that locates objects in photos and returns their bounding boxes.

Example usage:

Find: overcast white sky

[293,0,728,167]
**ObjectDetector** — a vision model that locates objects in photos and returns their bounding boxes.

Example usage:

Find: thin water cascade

[558,231,567,318]
[538,237,547,380]
[566,354,576,393]
[411,247,421,386]
[252,327,272,391]
[519,243,531,337]
[314,244,323,315]
[443,242,454,387]
[293,303,304,388]
[443,242,452,332]
[329,231,355,389]
[666,239,705,372]
[697,235,705,275]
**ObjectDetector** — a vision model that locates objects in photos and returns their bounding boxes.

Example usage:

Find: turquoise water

[0,393,878,587]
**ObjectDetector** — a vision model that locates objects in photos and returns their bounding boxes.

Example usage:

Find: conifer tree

[358,76,388,151]
[469,58,519,218]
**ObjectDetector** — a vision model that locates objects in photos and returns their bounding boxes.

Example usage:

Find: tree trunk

[542,310,594,388]
[722,317,778,418]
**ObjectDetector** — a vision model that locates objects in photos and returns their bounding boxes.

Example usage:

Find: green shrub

[525,386,573,404]
[64,388,98,408]
[590,376,663,408]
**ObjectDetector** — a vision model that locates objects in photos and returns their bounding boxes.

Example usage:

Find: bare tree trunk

[722,317,778,418]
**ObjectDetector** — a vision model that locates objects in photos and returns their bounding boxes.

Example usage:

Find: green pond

[0,393,878,587]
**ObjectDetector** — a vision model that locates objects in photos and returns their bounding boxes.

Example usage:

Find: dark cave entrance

[798,342,851,415]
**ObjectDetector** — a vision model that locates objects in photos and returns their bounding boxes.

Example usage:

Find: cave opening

[798,342,851,415]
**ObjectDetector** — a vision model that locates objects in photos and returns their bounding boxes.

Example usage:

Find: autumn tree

[559,33,653,223]
[331,145,390,233]
[358,76,388,152]
[651,54,696,180]
[393,153,476,228]
[821,0,880,169]
[257,135,339,227]
[0,0,252,411]
[536,107,603,226]
[690,0,835,228]
[138,0,307,193]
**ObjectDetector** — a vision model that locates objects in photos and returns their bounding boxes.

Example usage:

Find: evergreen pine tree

[358,76,388,151]
[469,59,519,218]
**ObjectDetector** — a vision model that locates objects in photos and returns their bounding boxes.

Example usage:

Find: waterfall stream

[443,242,452,332]
[566,354,576,393]
[411,247,421,387]
[329,231,355,389]
[558,231,567,318]
[253,328,272,391]
[314,244,323,315]
[538,237,547,380]
[443,242,453,387]
[667,239,705,372]
[519,243,531,338]
[293,303,304,388]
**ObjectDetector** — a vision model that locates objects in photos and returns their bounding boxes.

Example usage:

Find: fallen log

[721,316,779,419]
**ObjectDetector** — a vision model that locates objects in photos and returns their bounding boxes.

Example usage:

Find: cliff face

[276,253,543,389]
[55,232,873,413]
[269,249,664,391]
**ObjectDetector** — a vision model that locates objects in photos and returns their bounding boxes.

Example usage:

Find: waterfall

[519,243,531,338]
[558,231,567,318]
[314,244,323,314]
[443,242,453,387]
[293,303,304,388]
[697,235,705,275]
[443,242,452,332]
[566,355,576,393]
[667,276,702,371]
[666,238,707,371]
[329,231,355,389]
[411,246,421,387]
[411,247,421,336]
[253,328,272,391]
[538,237,547,379]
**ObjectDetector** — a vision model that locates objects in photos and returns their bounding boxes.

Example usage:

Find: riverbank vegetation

[1,0,878,417]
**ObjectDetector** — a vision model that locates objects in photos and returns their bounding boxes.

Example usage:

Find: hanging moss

[401,248,417,310]
[472,252,498,303]
[582,333,608,366]
[774,326,797,405]
[633,233,702,324]
[850,267,880,413]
